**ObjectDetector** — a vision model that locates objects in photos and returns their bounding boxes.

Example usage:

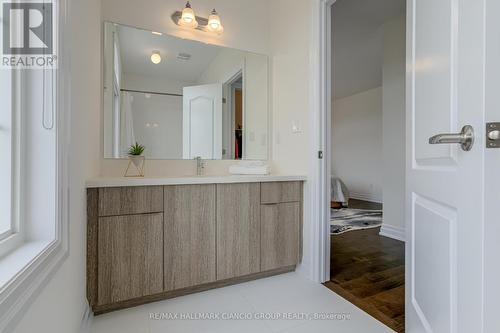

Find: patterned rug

[330,208,383,235]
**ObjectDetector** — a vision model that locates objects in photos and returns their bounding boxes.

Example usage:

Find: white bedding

[331,176,350,204]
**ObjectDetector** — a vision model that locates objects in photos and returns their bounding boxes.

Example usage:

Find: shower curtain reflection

[119,92,136,156]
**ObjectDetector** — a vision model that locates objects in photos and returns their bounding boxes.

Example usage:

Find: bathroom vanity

[91,20,303,315]
[86,176,305,314]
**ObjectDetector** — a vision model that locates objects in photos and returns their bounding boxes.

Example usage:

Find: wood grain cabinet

[260,182,302,271]
[261,181,302,204]
[164,185,216,290]
[261,203,300,271]
[216,183,261,280]
[98,186,163,216]
[97,213,164,305]
[87,181,303,314]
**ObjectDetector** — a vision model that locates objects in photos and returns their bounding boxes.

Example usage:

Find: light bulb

[179,1,198,28]
[151,51,162,64]
[206,9,224,33]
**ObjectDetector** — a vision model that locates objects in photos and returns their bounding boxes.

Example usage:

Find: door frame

[310,0,336,283]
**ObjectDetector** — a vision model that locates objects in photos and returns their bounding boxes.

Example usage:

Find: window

[0,70,21,258]
[0,70,13,239]
[0,2,69,331]
[0,68,58,256]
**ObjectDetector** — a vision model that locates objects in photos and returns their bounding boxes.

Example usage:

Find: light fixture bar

[172,8,223,34]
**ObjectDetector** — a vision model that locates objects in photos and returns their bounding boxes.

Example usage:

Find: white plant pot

[125,155,146,177]
[129,155,144,168]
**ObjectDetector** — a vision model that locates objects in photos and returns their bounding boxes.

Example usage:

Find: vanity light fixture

[172,2,224,34]
[206,9,224,34]
[178,1,198,28]
[150,50,162,64]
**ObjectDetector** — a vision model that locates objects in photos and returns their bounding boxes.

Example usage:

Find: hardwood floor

[324,199,405,333]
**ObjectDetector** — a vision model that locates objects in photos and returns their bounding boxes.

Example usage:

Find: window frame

[0,69,23,257]
[0,68,14,242]
[112,32,122,157]
[0,0,70,331]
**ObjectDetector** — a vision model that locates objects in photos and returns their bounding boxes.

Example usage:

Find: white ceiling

[117,24,221,83]
[332,0,405,99]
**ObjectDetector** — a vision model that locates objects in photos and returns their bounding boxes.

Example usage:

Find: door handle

[429,125,474,151]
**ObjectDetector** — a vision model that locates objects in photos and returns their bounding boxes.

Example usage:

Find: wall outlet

[292,120,302,133]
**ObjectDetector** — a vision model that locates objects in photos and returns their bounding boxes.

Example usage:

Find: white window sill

[0,240,51,288]
[0,239,68,332]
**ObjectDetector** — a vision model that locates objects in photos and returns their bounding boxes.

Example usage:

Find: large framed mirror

[103,22,269,160]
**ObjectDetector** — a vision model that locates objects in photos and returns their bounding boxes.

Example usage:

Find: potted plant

[124,142,146,177]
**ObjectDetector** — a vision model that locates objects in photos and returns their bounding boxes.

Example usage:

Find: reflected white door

[406,0,485,332]
[183,84,223,159]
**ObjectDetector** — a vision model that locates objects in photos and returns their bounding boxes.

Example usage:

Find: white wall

[381,16,406,240]
[269,0,311,175]
[197,48,246,85]
[267,0,313,278]
[123,72,192,95]
[101,0,270,55]
[244,54,269,160]
[12,0,102,332]
[332,88,384,203]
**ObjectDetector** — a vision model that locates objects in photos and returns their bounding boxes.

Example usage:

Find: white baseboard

[379,224,406,242]
[349,192,383,204]
[80,301,94,333]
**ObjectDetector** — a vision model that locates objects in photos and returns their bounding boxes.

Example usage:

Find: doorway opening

[231,76,244,160]
[324,0,406,332]
[223,71,244,160]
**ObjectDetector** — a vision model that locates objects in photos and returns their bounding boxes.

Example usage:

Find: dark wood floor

[324,199,405,333]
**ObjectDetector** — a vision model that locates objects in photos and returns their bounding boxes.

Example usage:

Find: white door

[406,0,485,332]
[183,84,223,159]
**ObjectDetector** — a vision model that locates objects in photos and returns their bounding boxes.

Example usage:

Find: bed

[331,176,350,207]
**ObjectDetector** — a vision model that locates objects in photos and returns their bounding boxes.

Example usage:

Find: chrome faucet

[195,156,205,176]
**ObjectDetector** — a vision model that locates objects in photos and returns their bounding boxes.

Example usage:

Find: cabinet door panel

[261,202,300,271]
[261,182,301,204]
[164,185,216,290]
[217,183,261,280]
[98,186,163,216]
[97,213,163,305]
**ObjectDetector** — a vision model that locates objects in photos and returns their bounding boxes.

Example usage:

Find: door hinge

[318,151,323,159]
[222,98,227,104]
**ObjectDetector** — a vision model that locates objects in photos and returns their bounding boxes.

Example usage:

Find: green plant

[128,142,145,156]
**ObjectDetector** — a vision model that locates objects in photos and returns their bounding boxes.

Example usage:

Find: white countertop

[86,174,307,188]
